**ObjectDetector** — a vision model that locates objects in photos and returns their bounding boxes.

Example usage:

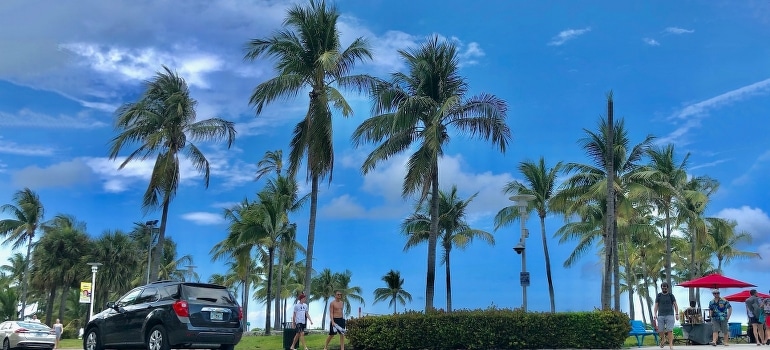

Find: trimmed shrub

[347,308,630,350]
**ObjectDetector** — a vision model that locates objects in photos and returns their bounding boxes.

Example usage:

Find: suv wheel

[84,329,103,350]
[147,325,170,350]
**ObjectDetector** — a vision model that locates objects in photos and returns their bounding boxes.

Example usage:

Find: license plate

[211,311,223,321]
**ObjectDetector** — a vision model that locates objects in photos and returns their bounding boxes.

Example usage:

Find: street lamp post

[87,262,102,321]
[145,220,159,284]
[510,194,536,311]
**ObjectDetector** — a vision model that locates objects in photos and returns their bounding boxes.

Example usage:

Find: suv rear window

[181,284,237,305]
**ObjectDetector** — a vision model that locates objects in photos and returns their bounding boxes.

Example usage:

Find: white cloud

[665,27,695,34]
[715,206,770,241]
[61,43,224,89]
[11,159,94,189]
[548,27,591,46]
[181,212,225,225]
[0,109,107,129]
[643,38,660,46]
[321,153,514,222]
[0,137,55,156]
[659,78,770,144]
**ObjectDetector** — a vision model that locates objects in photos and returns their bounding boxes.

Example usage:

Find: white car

[0,321,55,350]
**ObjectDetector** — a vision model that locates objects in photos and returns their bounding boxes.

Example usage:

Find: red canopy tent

[677,273,756,289]
[723,290,770,302]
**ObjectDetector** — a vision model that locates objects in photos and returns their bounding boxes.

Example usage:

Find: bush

[347,308,630,350]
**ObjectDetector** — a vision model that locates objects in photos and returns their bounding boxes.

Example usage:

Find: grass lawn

[59,332,348,350]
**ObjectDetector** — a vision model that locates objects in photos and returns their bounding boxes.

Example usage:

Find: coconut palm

[0,188,45,319]
[403,185,494,311]
[352,36,509,310]
[334,270,365,317]
[554,117,652,309]
[495,157,563,312]
[245,0,373,299]
[1,253,26,289]
[156,239,195,281]
[311,268,336,329]
[109,66,236,281]
[0,283,18,321]
[88,230,143,311]
[373,270,412,314]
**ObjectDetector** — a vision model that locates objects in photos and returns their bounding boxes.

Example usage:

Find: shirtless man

[323,290,345,350]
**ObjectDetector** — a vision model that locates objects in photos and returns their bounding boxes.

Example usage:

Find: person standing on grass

[654,282,679,350]
[323,291,346,350]
[289,294,312,350]
[708,289,731,346]
[53,318,63,349]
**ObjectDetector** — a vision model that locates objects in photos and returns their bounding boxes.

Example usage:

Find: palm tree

[373,270,412,314]
[212,200,263,332]
[88,230,142,311]
[36,214,90,324]
[495,157,563,312]
[109,66,236,281]
[403,185,494,311]
[704,218,759,271]
[1,253,26,289]
[156,239,195,281]
[0,188,45,319]
[553,117,652,309]
[245,0,373,299]
[352,36,510,310]
[333,270,365,317]
[311,268,336,329]
[256,150,284,181]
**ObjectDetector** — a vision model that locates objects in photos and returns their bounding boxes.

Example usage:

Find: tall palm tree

[403,185,494,311]
[0,188,45,319]
[553,118,652,309]
[109,66,236,281]
[255,149,284,181]
[1,253,26,289]
[373,270,412,314]
[495,157,563,312]
[634,144,689,288]
[352,36,510,310]
[245,0,373,299]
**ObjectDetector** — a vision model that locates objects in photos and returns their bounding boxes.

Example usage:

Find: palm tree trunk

[58,285,69,322]
[637,290,647,324]
[613,220,621,311]
[603,93,615,310]
[622,239,634,319]
[151,194,171,281]
[264,248,275,335]
[321,297,329,330]
[445,247,452,312]
[425,167,440,312]
[689,229,697,302]
[242,278,250,332]
[303,175,319,299]
[45,285,57,325]
[19,232,34,319]
[664,208,672,286]
[539,215,556,313]
[273,247,285,330]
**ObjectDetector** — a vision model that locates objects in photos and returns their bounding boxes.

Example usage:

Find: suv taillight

[173,300,189,317]
[238,307,243,320]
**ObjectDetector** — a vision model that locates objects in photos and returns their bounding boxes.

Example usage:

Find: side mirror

[106,301,115,309]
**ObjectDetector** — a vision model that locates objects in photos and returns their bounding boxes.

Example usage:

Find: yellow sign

[80,282,92,304]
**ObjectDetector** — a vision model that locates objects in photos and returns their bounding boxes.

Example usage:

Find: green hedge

[347,309,630,350]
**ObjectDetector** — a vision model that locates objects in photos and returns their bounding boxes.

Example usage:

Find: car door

[102,287,142,345]
[0,322,10,345]
[123,287,159,342]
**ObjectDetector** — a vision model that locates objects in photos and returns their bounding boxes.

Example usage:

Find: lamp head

[513,242,525,254]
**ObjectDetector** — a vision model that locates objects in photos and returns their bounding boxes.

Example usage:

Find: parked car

[0,320,56,350]
[83,281,243,350]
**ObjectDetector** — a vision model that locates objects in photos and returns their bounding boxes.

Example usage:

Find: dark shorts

[750,316,762,324]
[295,323,306,331]
[329,318,345,335]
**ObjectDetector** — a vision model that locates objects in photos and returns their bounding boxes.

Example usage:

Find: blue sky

[1,0,770,326]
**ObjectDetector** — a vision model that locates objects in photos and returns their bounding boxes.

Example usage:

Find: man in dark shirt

[654,282,679,349]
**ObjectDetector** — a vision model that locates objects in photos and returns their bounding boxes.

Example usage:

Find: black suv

[83,281,243,350]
